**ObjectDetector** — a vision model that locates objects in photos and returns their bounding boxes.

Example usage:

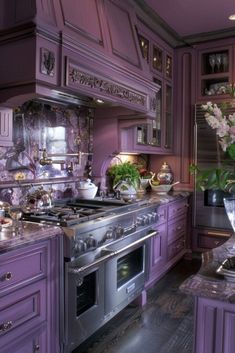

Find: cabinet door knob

[0,320,13,332]
[34,344,40,351]
[3,272,13,281]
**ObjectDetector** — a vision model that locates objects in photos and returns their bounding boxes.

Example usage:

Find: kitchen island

[0,222,63,353]
[181,233,235,353]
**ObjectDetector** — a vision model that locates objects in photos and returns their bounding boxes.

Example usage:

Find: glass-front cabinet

[164,84,173,150]
[197,44,233,101]
[120,29,174,154]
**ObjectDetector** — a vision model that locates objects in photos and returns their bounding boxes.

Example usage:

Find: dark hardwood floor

[74,255,201,353]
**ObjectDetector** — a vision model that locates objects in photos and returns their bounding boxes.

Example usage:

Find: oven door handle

[68,230,157,275]
[68,250,115,274]
[113,230,158,256]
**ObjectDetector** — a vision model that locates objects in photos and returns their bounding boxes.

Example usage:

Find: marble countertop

[0,221,63,254]
[180,234,235,303]
[137,190,191,205]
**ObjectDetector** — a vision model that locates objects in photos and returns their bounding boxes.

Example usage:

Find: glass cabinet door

[164,84,173,150]
[150,78,162,147]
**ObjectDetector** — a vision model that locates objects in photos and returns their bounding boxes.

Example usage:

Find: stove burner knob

[115,225,124,238]
[152,212,158,222]
[137,216,148,226]
[85,236,97,249]
[143,215,150,225]
[74,240,87,254]
[104,227,114,241]
[147,213,155,223]
[136,216,144,226]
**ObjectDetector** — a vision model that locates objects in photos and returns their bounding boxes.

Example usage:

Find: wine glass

[209,54,216,73]
[224,198,235,231]
[223,198,235,251]
[9,206,23,234]
[222,53,228,72]
[215,54,222,73]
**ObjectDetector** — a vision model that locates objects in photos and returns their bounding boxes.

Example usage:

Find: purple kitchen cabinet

[146,222,167,288]
[1,325,47,353]
[194,296,235,353]
[195,39,234,103]
[192,227,231,252]
[0,236,62,353]
[0,107,13,147]
[146,198,189,289]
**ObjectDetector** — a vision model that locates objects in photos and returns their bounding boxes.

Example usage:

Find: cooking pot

[25,187,52,210]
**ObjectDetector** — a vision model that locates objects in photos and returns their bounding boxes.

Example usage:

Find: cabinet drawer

[0,242,48,295]
[1,325,47,353]
[168,199,188,220]
[0,279,46,344]
[168,216,187,245]
[156,205,167,225]
[198,234,228,249]
[167,236,185,260]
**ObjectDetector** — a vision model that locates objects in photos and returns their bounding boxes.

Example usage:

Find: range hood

[0,0,159,117]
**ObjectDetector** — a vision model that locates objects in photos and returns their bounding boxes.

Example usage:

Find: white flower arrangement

[202,102,235,157]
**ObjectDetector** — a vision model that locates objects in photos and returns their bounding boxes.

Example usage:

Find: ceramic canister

[157,162,173,185]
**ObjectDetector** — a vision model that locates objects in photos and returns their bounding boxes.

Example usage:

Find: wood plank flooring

[74,256,201,353]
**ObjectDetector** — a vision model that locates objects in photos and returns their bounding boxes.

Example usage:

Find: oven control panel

[66,204,159,258]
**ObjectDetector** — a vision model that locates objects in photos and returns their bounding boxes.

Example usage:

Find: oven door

[64,260,105,353]
[104,228,155,316]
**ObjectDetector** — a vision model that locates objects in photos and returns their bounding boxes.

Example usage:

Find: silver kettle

[25,187,52,210]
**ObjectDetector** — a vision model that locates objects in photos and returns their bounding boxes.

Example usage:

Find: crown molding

[131,0,235,48]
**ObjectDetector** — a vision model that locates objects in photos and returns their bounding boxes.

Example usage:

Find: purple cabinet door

[194,296,235,353]
[146,223,167,287]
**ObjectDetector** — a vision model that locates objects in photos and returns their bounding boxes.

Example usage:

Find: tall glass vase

[223,197,235,232]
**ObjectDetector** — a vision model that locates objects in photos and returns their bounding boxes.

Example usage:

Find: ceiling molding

[182,28,235,46]
[130,0,186,48]
[131,0,235,48]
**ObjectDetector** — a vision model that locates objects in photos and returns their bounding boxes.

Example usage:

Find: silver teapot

[113,180,137,201]
[25,186,52,210]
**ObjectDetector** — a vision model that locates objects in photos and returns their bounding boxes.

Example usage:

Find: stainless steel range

[22,198,159,353]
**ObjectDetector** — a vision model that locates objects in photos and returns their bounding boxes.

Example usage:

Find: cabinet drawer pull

[34,345,40,351]
[3,272,13,281]
[207,231,229,238]
[214,241,220,245]
[158,213,165,219]
[0,320,13,332]
[176,226,182,231]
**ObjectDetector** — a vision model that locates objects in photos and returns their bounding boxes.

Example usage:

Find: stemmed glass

[209,54,216,73]
[222,53,228,72]
[215,54,222,73]
[224,198,235,231]
[223,198,235,251]
[9,206,23,235]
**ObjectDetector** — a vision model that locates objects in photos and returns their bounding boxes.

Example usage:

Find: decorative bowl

[77,186,98,199]
[149,181,179,194]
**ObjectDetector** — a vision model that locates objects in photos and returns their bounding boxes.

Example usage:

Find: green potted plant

[108,162,140,188]
[108,162,140,200]
[189,164,235,193]
[190,163,235,207]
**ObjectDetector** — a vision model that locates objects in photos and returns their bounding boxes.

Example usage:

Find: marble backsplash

[0,100,94,205]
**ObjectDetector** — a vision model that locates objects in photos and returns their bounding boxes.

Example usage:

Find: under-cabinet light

[228,14,235,20]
